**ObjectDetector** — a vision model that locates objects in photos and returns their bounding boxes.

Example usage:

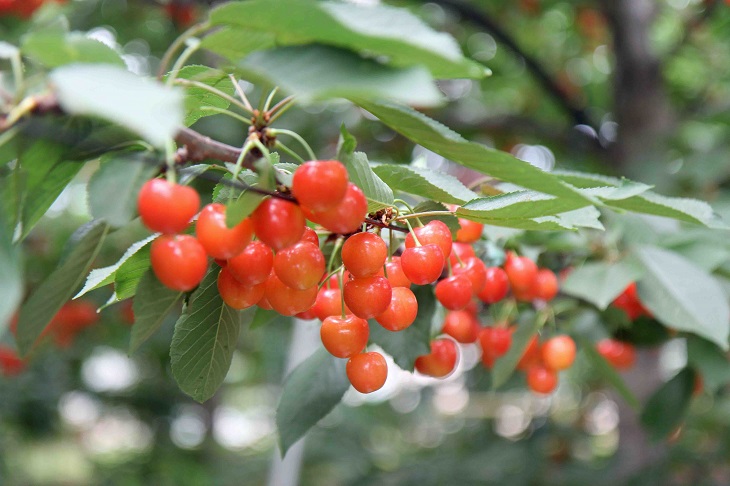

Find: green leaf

[578,336,639,408]
[250,307,281,330]
[411,201,460,237]
[640,368,694,440]
[22,31,124,67]
[129,270,183,353]
[113,243,153,301]
[21,161,82,239]
[372,164,477,205]
[276,348,349,456]
[0,210,22,334]
[75,234,157,299]
[171,65,237,127]
[88,151,158,228]
[686,336,730,393]
[170,268,248,402]
[209,0,487,79]
[16,220,109,355]
[200,28,275,61]
[457,191,586,220]
[353,100,592,204]
[239,45,443,107]
[226,191,264,228]
[635,246,730,350]
[368,285,434,371]
[50,65,183,148]
[562,260,643,310]
[491,317,541,390]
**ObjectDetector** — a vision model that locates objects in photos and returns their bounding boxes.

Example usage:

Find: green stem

[157,21,211,80]
[394,210,454,222]
[274,141,306,164]
[338,267,347,319]
[327,237,345,274]
[165,38,201,87]
[319,264,344,291]
[228,140,255,201]
[403,219,422,247]
[0,126,18,150]
[10,49,23,100]
[165,139,177,184]
[228,74,254,112]
[267,97,296,124]
[262,87,279,113]
[173,78,254,115]
[199,106,252,125]
[268,129,316,161]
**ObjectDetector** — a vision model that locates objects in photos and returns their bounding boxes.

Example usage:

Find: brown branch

[174,127,250,165]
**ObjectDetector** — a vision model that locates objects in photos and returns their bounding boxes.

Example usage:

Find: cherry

[414,339,458,378]
[264,273,318,316]
[526,365,558,394]
[296,309,318,320]
[292,160,349,212]
[405,220,452,258]
[613,282,651,320]
[442,310,479,343]
[273,242,325,290]
[341,232,388,278]
[435,275,473,310]
[400,244,445,285]
[504,252,538,292]
[320,314,369,358]
[217,268,266,310]
[347,352,388,393]
[0,346,24,377]
[302,183,367,235]
[541,335,576,371]
[137,179,200,234]
[385,257,411,288]
[252,197,305,251]
[344,276,392,319]
[299,227,320,246]
[513,284,537,302]
[227,240,274,287]
[478,267,510,304]
[312,287,350,321]
[196,203,254,259]
[150,234,208,292]
[257,294,273,311]
[516,335,541,371]
[597,339,636,370]
[455,218,483,243]
[449,242,476,267]
[375,287,418,331]
[478,326,512,366]
[532,268,559,301]
[452,256,487,295]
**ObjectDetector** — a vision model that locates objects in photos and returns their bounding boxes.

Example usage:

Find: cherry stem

[157,21,211,80]
[319,264,344,291]
[403,219,422,247]
[228,74,254,112]
[338,267,347,320]
[327,237,345,274]
[268,96,295,121]
[166,38,201,87]
[364,217,409,234]
[262,87,279,113]
[274,141,306,164]
[394,210,455,222]
[228,139,255,203]
[199,106,252,126]
[267,128,316,161]
[173,78,253,116]
[165,139,177,184]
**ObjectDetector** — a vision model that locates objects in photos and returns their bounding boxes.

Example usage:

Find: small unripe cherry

[137,179,200,234]
[400,244,445,285]
[404,220,453,258]
[341,232,388,278]
[414,339,458,378]
[150,234,208,292]
[375,287,418,331]
[217,268,265,310]
[196,203,254,259]
[343,276,392,319]
[292,160,349,212]
[347,352,388,393]
[252,198,305,251]
[541,335,576,371]
[526,365,558,394]
[273,242,325,290]
[227,240,273,287]
[320,314,369,358]
[435,275,473,310]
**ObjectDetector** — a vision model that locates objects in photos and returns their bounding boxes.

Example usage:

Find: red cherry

[264,273,318,316]
[292,160,349,212]
[273,242,325,290]
[137,179,200,234]
[414,339,458,378]
[478,267,510,304]
[0,346,24,377]
[296,308,318,320]
[347,352,388,393]
[435,275,473,310]
[257,294,273,311]
[320,314,369,358]
[341,232,388,278]
[375,287,418,331]
[504,252,538,292]
[597,339,636,370]
[400,244,445,285]
[455,218,483,243]
[217,268,265,310]
[302,183,367,234]
[312,287,350,321]
[385,257,411,288]
[150,234,208,292]
[449,242,476,267]
[612,282,651,320]
[196,203,254,259]
[252,198,306,251]
[478,326,512,365]
[452,256,487,295]
[527,365,558,394]
[442,310,479,343]
[227,241,274,287]
[541,335,576,371]
[299,227,320,246]
[405,220,453,258]
[516,335,541,371]
[532,269,559,301]
[343,276,392,319]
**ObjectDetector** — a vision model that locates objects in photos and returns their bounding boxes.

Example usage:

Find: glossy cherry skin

[375,287,418,331]
[302,183,367,235]
[527,365,558,394]
[400,244,445,285]
[312,287,350,321]
[299,227,320,246]
[264,273,318,316]
[0,346,24,377]
[196,203,254,259]
[516,335,541,371]
[504,252,538,292]
[292,160,349,212]
[435,275,473,310]
[252,198,306,251]
[478,326,513,366]
[320,314,369,358]
[405,220,453,258]
[597,339,636,370]
[227,240,274,287]
[217,268,265,310]
[478,267,510,304]
[532,268,559,301]
[452,256,487,295]
[442,310,479,343]
[385,257,411,288]
[347,352,388,393]
[455,218,483,243]
[150,234,208,292]
[341,232,388,278]
[138,179,200,234]
[449,242,476,267]
[414,339,458,378]
[542,335,576,371]
[612,282,651,320]
[344,276,392,319]
[273,242,325,290]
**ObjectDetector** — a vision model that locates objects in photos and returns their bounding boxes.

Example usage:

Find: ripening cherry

[252,198,306,251]
[532,268,559,301]
[292,160,349,212]
[347,352,388,393]
[320,314,369,358]
[526,365,558,394]
[303,183,368,235]
[196,203,254,259]
[541,335,576,371]
[449,242,476,267]
[344,276,392,319]
[217,268,266,310]
[452,256,487,295]
[296,308,318,320]
[414,339,458,378]
[478,326,512,365]
[299,227,320,246]
[227,241,274,287]
[442,310,479,343]
[341,232,388,278]
[478,267,510,304]
[516,335,541,371]
[401,244,445,285]
[612,282,651,320]
[257,294,273,311]
[264,273,318,316]
[137,179,200,234]
[0,346,24,377]
[405,220,453,258]
[455,218,483,243]
[597,339,636,370]
[435,275,473,310]
[312,287,350,321]
[375,287,418,331]
[150,234,208,292]
[385,257,411,288]
[274,242,325,290]
[504,252,538,292]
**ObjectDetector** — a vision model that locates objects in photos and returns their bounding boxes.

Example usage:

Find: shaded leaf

[129,270,183,353]
[491,317,541,390]
[0,210,22,334]
[640,368,694,440]
[578,336,639,409]
[373,164,477,205]
[686,336,730,393]
[337,127,394,212]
